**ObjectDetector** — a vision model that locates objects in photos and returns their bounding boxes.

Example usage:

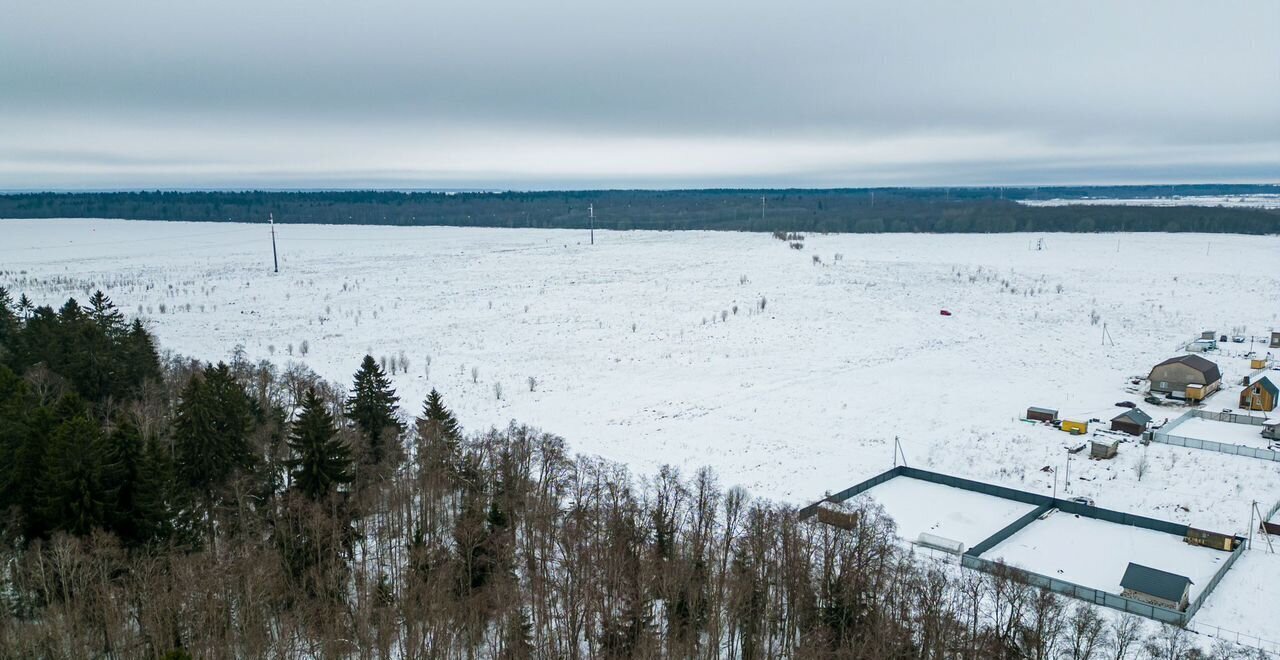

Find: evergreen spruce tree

[173,362,255,506]
[0,287,15,351]
[344,355,402,464]
[87,290,125,334]
[101,419,172,545]
[420,388,461,441]
[16,293,34,321]
[287,388,353,501]
[38,414,113,536]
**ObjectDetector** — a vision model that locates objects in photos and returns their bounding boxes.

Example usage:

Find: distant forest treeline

[1,186,1278,234]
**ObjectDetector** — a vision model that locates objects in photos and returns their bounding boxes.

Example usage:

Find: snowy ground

[850,477,1035,550]
[1019,194,1280,209]
[982,511,1228,601]
[1170,417,1273,448]
[1191,549,1280,653]
[6,219,1280,648]
[3,220,1279,533]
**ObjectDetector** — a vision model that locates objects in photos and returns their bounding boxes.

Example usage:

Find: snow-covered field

[1019,194,1280,209]
[3,220,1279,530]
[851,477,1036,549]
[982,511,1228,601]
[5,218,1280,646]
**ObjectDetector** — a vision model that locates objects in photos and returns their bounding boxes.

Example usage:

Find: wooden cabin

[1239,376,1278,412]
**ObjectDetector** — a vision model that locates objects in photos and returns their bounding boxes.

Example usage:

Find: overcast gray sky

[1,0,1277,189]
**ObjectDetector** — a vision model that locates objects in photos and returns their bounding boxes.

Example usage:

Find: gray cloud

[1,0,1277,189]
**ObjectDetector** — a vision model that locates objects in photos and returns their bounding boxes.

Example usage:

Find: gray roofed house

[1119,563,1192,611]
[1148,354,1222,399]
[1109,408,1152,436]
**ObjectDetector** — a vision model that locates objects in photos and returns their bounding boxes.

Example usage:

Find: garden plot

[1170,417,1271,448]
[850,477,1036,550]
[981,512,1226,601]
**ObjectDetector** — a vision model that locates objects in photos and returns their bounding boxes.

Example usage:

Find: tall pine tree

[344,355,402,464]
[287,389,353,501]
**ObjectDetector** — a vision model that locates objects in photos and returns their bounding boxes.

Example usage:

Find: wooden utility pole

[589,204,594,245]
[269,213,279,273]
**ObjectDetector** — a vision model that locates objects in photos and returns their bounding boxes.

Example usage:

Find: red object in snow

[939,309,952,316]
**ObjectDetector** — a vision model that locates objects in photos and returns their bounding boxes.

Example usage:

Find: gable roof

[1151,354,1222,383]
[1111,408,1152,426]
[1249,376,1278,398]
[1120,563,1191,603]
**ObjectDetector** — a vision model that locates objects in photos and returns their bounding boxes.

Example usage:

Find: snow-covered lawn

[982,511,1228,601]
[850,477,1036,550]
[3,220,1278,537]
[1169,417,1273,448]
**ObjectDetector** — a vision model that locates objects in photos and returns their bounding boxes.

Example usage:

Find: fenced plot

[848,477,1038,551]
[979,512,1227,603]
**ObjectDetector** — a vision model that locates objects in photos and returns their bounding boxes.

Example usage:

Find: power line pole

[269,213,279,273]
[761,195,766,223]
[589,204,594,245]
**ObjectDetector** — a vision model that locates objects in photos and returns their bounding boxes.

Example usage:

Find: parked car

[1115,401,1137,408]
[1219,335,1229,342]
[1233,335,1246,343]
[1069,496,1095,507]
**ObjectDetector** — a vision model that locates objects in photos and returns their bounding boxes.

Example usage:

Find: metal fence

[1151,432,1280,462]
[1150,408,1280,462]
[802,466,1245,626]
[960,554,1186,624]
[1184,534,1245,620]
[1194,409,1268,426]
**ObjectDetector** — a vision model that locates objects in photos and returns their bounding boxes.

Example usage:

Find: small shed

[1240,377,1278,412]
[1026,406,1059,422]
[1264,422,1280,441]
[1200,330,1217,340]
[1119,563,1192,611]
[1271,331,1280,348]
[1061,420,1088,435]
[1090,438,1120,459]
[1251,358,1268,370]
[1110,408,1152,436]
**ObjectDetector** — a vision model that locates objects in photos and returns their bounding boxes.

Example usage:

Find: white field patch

[981,511,1228,601]
[1170,417,1272,448]
[1192,549,1280,652]
[851,477,1035,550]
[3,220,1279,536]
[1018,194,1280,209]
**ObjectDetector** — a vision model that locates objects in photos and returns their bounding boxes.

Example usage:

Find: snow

[982,511,1228,601]
[1191,549,1280,653]
[1018,194,1280,209]
[1169,417,1271,448]
[2,220,1279,539]
[850,477,1036,549]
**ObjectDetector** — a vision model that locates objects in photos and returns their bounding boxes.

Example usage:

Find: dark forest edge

[2,186,1278,234]
[0,288,1266,659]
